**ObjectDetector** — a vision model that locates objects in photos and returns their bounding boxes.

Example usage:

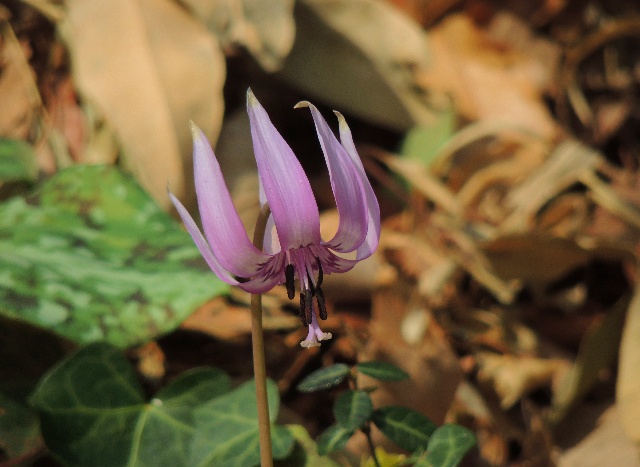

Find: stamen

[305,292,313,325]
[306,271,315,296]
[316,287,327,320]
[315,257,323,287]
[299,292,308,326]
[285,264,295,300]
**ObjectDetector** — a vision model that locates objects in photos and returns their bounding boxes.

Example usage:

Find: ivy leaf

[356,361,409,381]
[371,406,437,452]
[415,425,476,467]
[333,390,373,431]
[316,424,353,456]
[0,165,228,348]
[30,342,230,467]
[296,364,351,392]
[190,379,294,466]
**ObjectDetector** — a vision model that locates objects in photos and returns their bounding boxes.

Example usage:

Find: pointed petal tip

[293,100,311,110]
[333,111,350,130]
[247,88,258,107]
[189,120,204,141]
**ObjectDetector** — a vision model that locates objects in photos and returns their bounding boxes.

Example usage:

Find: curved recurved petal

[247,90,321,250]
[335,112,381,260]
[191,122,269,277]
[169,191,241,286]
[297,102,368,253]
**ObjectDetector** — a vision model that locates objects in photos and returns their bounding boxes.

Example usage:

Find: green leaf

[371,406,437,452]
[296,364,351,392]
[416,425,476,467]
[30,342,231,467]
[0,138,37,182]
[0,318,69,461]
[274,425,340,467]
[316,424,354,456]
[356,361,409,381]
[0,165,228,348]
[334,390,373,431]
[0,389,42,460]
[400,107,456,166]
[190,378,294,466]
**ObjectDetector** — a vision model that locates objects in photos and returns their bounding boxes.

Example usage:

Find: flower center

[285,247,327,326]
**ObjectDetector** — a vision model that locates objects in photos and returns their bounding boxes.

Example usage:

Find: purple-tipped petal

[297,102,368,253]
[247,90,321,250]
[190,122,270,278]
[169,191,241,286]
[335,112,381,260]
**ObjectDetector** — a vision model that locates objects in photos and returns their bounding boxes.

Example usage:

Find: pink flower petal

[191,122,270,278]
[247,90,321,250]
[169,191,241,286]
[297,102,368,253]
[335,112,381,260]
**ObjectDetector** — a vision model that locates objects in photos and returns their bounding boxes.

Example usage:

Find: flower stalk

[250,203,273,467]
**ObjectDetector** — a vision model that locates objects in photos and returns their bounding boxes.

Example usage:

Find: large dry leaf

[418,12,558,138]
[278,0,436,132]
[616,285,640,442]
[60,0,225,208]
[181,0,295,71]
[0,12,41,139]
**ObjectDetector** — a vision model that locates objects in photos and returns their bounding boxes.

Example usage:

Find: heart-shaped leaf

[371,406,437,452]
[190,378,294,466]
[296,364,351,392]
[0,165,228,348]
[274,424,340,466]
[30,342,231,466]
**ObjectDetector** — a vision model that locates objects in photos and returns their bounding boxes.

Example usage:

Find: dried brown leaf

[181,0,295,71]
[61,0,225,208]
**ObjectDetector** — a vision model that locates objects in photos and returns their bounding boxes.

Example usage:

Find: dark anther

[316,287,327,320]
[285,264,295,300]
[299,293,308,326]
[315,257,323,287]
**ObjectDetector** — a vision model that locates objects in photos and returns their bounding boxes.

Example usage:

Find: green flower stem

[251,203,273,467]
[354,368,380,467]
[362,422,381,467]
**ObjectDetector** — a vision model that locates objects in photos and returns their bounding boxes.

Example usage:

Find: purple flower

[169,90,380,347]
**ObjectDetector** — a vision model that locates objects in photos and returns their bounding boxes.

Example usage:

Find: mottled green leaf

[296,363,351,392]
[0,165,228,348]
[190,378,294,466]
[415,425,476,467]
[334,390,373,431]
[0,138,37,182]
[274,425,340,467]
[316,424,353,456]
[30,342,230,467]
[371,406,437,452]
[356,361,409,382]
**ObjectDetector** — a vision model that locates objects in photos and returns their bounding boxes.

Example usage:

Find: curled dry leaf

[61,0,225,208]
[476,352,570,409]
[181,0,296,71]
[279,0,437,132]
